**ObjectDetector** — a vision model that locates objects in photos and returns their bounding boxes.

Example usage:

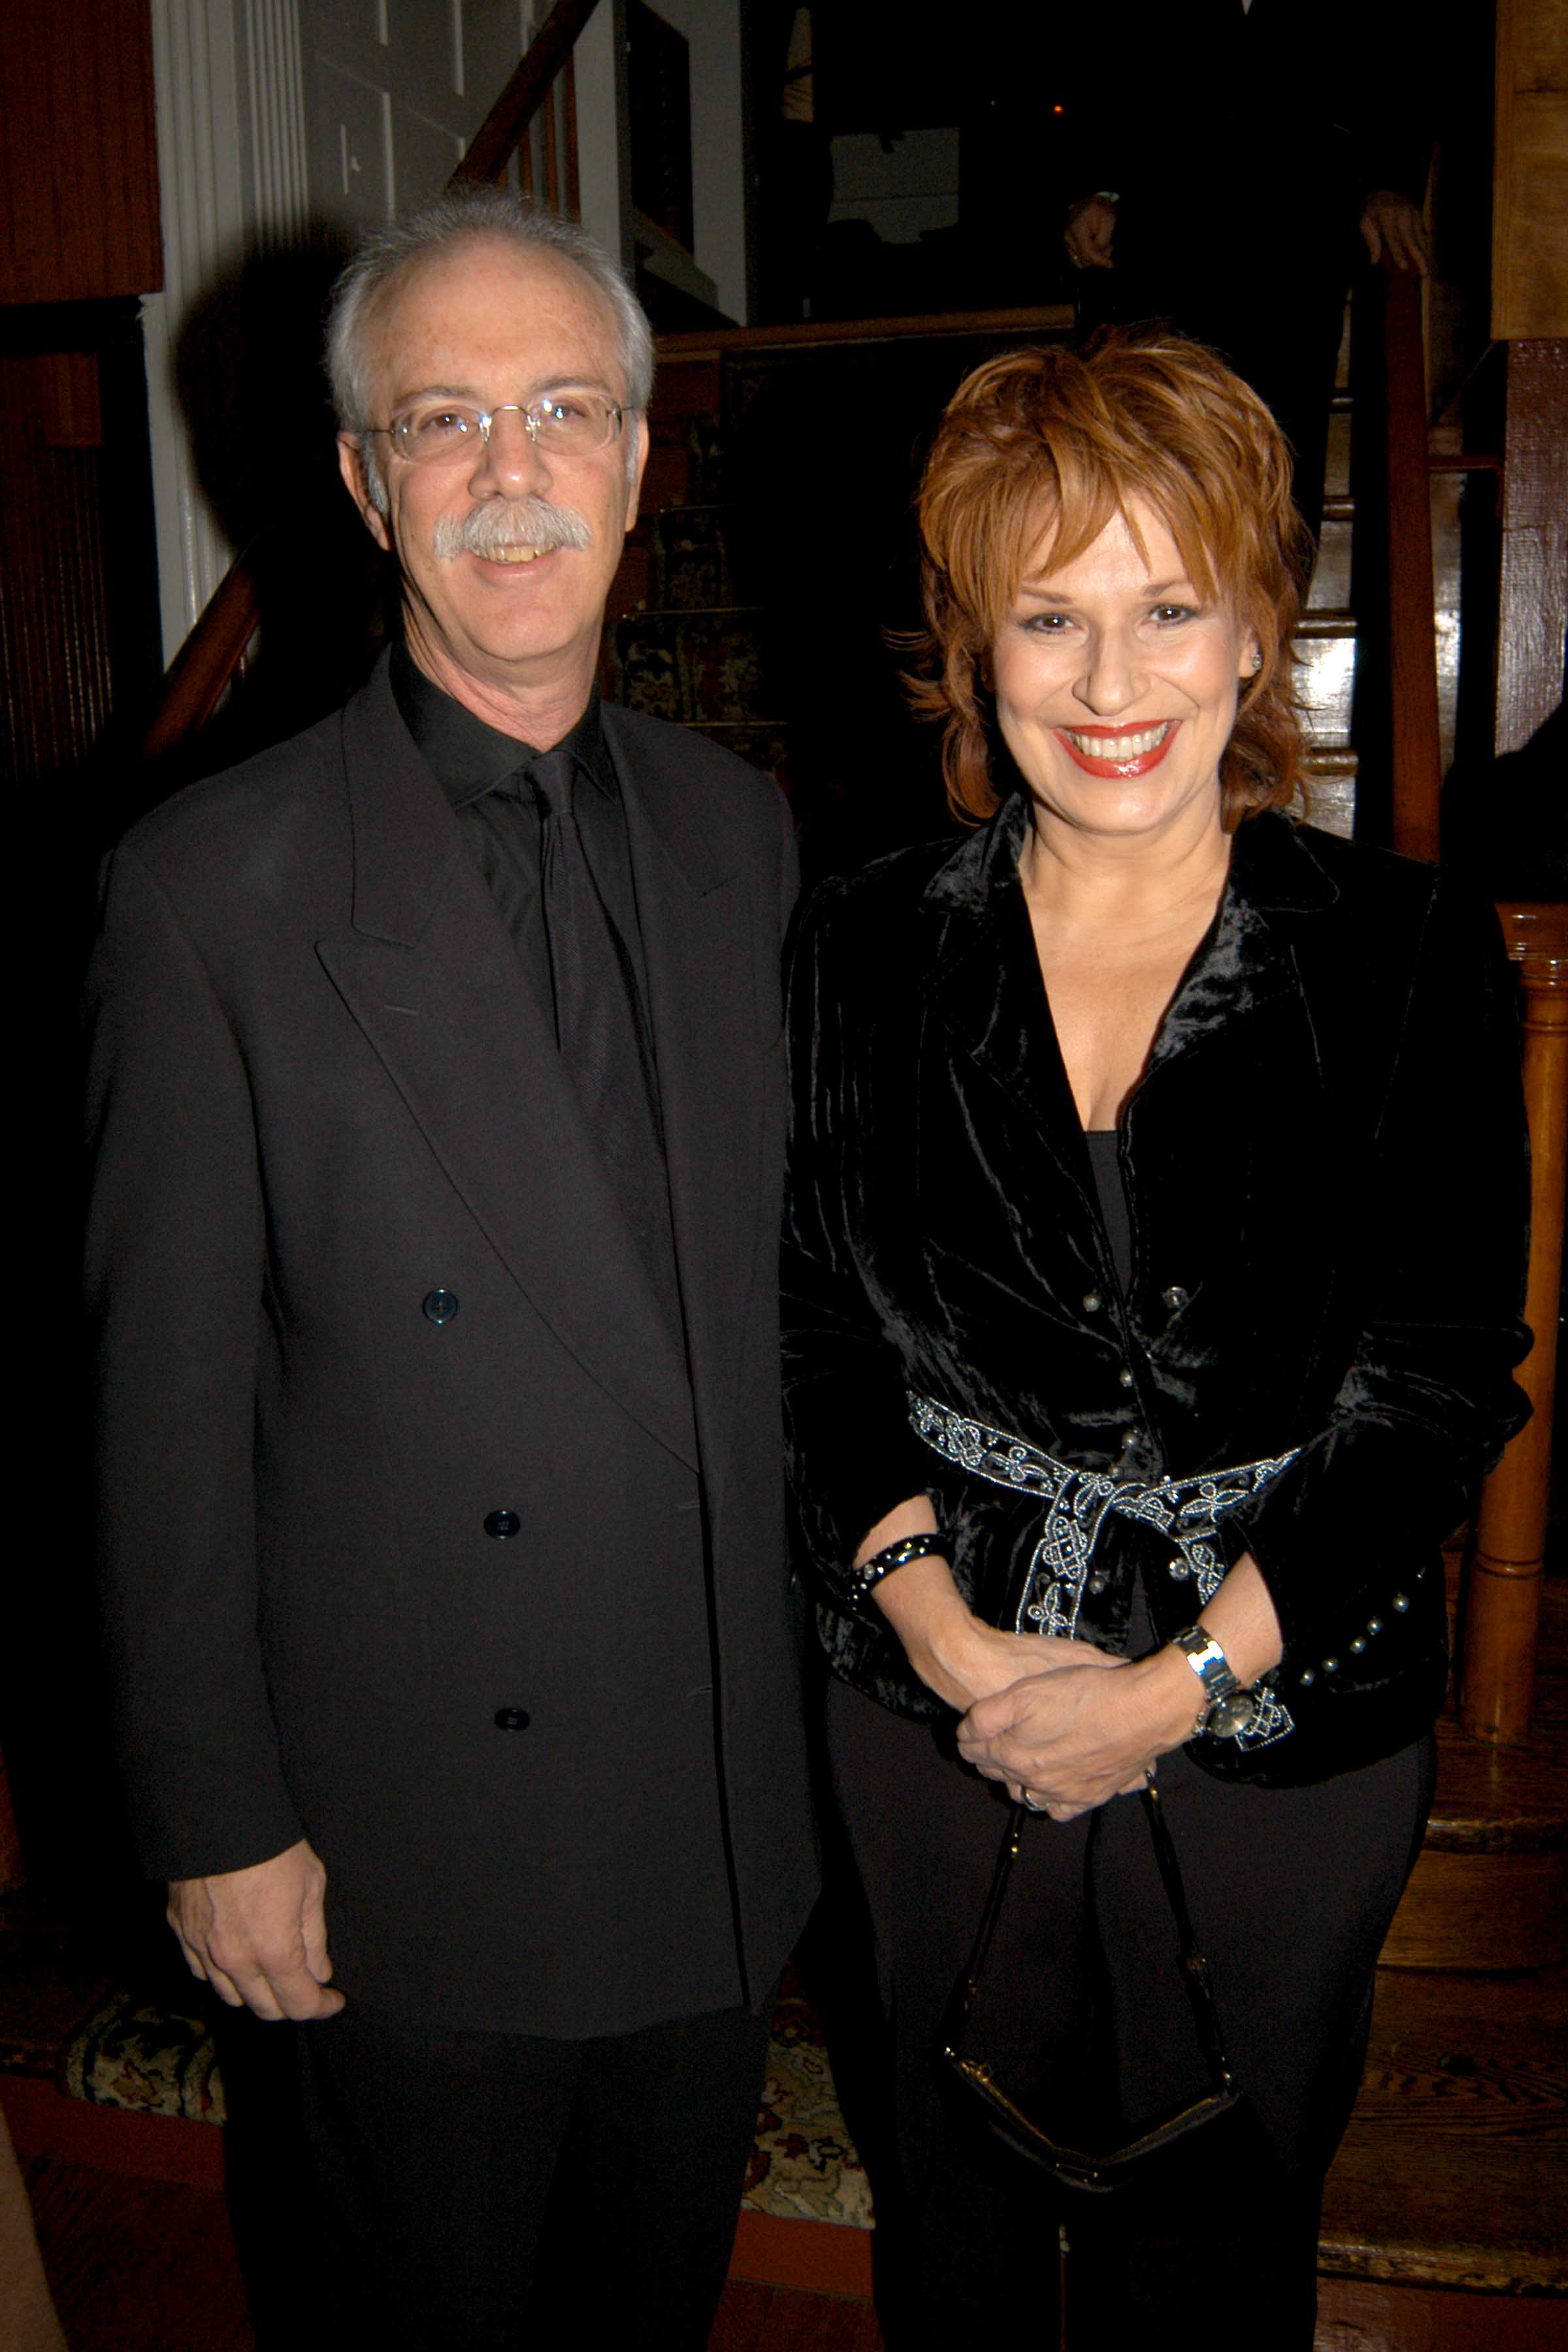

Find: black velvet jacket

[782,802,1531,1786]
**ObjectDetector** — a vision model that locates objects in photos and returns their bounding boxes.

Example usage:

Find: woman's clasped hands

[956,1641,1194,1821]
[866,1534,1207,1821]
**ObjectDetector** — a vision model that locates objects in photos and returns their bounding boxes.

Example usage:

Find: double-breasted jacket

[87,657,818,2034]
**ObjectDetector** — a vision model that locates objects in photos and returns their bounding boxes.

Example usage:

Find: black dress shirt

[390,642,651,1033]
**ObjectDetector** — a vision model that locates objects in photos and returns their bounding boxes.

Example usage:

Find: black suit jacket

[86,656,817,2036]
[783,804,1530,1787]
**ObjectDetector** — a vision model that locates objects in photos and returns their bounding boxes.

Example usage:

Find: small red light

[1052,104,1064,115]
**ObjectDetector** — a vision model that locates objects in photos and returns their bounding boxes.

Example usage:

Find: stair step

[1319,1959,1568,2291]
[1383,1573,1567,1970]
[1298,749,1357,840]
[1294,612,1358,637]
[1306,514,1354,611]
[1296,630,1357,743]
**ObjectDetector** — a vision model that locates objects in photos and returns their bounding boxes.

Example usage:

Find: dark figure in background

[1059,0,1433,545]
[86,188,815,2349]
[783,333,1529,2346]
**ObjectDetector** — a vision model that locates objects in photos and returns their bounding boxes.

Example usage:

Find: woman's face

[991,497,1258,850]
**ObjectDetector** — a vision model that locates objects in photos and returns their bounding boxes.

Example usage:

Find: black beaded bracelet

[850,1527,955,1601]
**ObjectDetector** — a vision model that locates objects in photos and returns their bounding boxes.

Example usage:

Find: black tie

[530,748,681,1335]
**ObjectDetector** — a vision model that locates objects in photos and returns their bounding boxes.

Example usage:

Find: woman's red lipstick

[1054,720,1178,778]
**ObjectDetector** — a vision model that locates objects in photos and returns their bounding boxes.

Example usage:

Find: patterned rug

[30,1967,874,2229]
[743,1971,874,2227]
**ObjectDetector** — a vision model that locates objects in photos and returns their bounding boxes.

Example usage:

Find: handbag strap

[942,1786,1236,2100]
[1137,1781,1237,2097]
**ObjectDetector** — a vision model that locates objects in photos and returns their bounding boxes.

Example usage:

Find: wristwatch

[1171,1626,1255,1739]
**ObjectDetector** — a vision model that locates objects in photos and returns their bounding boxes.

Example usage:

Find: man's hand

[1360,191,1430,276]
[167,1838,346,2023]
[1064,195,1118,271]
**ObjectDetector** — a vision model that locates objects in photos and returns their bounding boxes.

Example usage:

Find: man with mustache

[86,189,817,2345]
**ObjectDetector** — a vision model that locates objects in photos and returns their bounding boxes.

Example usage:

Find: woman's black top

[781,800,1531,1788]
[1085,1130,1134,1299]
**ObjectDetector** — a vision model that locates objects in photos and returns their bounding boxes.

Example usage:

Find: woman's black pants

[823,1675,1434,2349]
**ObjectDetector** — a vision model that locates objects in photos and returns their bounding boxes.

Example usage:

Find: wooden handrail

[656,304,1075,361]
[142,1,598,759]
[141,548,263,760]
[1462,901,1568,1746]
[1377,266,1445,864]
[449,0,599,188]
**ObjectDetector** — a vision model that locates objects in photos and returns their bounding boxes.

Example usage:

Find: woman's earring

[1250,649,1264,673]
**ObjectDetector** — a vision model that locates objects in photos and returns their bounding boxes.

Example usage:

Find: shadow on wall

[146,227,395,806]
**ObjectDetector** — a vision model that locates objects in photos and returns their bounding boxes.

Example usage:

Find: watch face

[1209,1691,1255,1739]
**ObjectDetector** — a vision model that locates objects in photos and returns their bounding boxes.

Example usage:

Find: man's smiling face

[338,235,648,709]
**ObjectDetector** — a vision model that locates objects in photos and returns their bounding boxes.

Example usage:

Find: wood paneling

[0,306,163,788]
[0,353,115,780]
[0,2,162,306]
[1493,0,1568,341]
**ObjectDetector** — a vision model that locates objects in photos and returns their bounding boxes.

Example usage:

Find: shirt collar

[390,640,617,813]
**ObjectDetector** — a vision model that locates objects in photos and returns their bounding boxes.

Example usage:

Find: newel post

[1462,903,1568,1745]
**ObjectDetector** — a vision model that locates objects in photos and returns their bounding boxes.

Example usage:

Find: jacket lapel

[922,796,1093,1195]
[921,798,1339,1134]
[1141,811,1338,1084]
[316,664,699,1469]
[606,705,766,1515]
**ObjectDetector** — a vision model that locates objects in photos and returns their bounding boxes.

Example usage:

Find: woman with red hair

[783,331,1529,2344]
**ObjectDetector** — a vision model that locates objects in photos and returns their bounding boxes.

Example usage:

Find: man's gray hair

[327,188,654,508]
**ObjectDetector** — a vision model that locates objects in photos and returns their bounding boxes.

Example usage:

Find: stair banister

[1371,262,1565,1750]
[1377,265,1444,866]
[1463,902,1568,1746]
[140,547,264,762]
[449,0,597,190]
[140,0,600,760]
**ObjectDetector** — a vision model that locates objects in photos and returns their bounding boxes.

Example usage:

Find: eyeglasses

[938,1783,1239,2193]
[374,393,629,465]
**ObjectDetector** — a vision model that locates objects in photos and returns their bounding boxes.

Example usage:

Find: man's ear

[622,412,651,536]
[337,434,392,551]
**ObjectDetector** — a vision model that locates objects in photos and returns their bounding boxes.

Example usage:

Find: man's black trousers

[270,1991,774,2347]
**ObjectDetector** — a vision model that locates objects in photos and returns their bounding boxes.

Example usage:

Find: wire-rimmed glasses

[374,392,629,465]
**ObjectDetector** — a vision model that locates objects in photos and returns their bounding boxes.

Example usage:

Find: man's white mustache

[433,499,593,560]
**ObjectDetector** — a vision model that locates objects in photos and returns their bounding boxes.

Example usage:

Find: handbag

[937,1782,1241,2193]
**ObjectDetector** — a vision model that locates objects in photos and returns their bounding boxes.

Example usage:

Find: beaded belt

[908,1392,1299,1751]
